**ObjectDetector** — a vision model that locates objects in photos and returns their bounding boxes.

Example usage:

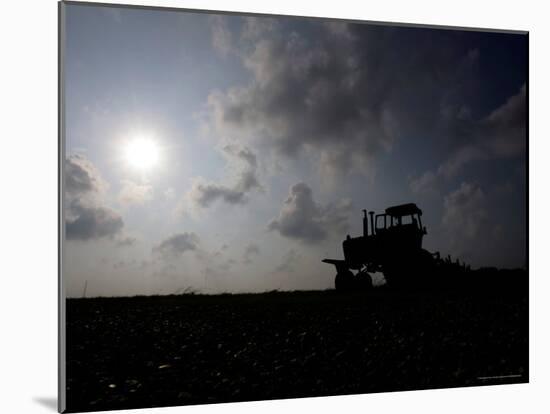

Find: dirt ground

[65,280,528,412]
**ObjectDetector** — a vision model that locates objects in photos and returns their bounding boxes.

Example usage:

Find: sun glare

[124,137,160,170]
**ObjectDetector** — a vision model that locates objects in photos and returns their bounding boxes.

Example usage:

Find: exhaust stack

[362,209,368,237]
[369,211,375,235]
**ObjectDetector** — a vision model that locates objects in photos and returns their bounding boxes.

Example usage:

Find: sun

[124,137,160,170]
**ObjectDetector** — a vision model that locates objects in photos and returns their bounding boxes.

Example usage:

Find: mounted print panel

[59,1,528,412]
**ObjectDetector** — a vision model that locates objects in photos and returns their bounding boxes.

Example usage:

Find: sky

[63,3,527,297]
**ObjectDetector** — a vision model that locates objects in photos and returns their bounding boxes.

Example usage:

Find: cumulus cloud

[185,145,261,209]
[207,18,485,179]
[442,182,488,251]
[66,202,124,241]
[65,154,124,241]
[268,182,352,243]
[118,180,153,205]
[65,154,106,200]
[188,182,246,207]
[153,233,200,258]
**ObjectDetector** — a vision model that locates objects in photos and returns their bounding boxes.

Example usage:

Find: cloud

[207,19,485,179]
[210,15,233,56]
[116,236,137,247]
[268,182,352,243]
[65,154,105,200]
[442,182,488,251]
[243,242,260,264]
[410,146,486,194]
[113,259,139,270]
[273,249,301,273]
[481,83,526,158]
[153,233,200,258]
[410,85,526,194]
[66,202,124,241]
[188,181,247,207]
[185,145,261,209]
[437,146,487,180]
[65,154,124,241]
[118,179,153,205]
[409,171,438,195]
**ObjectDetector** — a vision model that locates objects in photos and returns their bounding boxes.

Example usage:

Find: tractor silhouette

[323,203,466,290]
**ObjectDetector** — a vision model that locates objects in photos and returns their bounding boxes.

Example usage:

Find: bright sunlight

[124,137,160,170]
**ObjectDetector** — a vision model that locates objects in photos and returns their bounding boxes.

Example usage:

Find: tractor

[323,203,457,291]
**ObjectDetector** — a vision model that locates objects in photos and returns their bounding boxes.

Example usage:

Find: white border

[1,1,547,413]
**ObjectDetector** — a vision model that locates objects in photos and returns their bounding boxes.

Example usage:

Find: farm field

[65,273,528,412]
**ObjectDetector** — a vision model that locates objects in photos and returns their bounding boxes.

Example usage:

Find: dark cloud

[65,154,105,199]
[449,83,526,162]
[268,182,351,243]
[66,201,124,241]
[153,233,200,258]
[411,84,526,194]
[208,18,486,178]
[410,145,487,194]
[186,145,261,209]
[189,182,246,207]
[481,83,526,158]
[65,154,124,241]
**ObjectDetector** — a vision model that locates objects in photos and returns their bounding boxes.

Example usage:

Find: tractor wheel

[335,270,354,292]
[355,272,373,291]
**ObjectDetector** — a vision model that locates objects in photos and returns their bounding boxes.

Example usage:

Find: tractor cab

[375,203,426,235]
[373,203,426,253]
